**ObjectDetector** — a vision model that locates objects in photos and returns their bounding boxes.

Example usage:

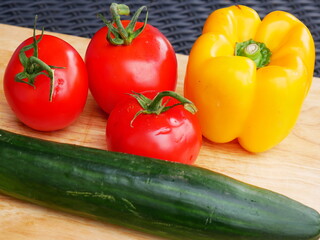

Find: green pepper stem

[98,3,148,45]
[244,43,260,58]
[235,39,271,68]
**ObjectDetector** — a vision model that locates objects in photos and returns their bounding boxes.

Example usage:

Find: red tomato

[85,20,177,114]
[4,35,88,131]
[106,91,202,164]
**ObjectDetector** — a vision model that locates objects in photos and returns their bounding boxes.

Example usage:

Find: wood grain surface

[0,23,319,240]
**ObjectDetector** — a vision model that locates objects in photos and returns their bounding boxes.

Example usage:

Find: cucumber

[0,129,319,240]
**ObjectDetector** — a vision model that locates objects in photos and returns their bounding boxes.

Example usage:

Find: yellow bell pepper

[184,5,315,152]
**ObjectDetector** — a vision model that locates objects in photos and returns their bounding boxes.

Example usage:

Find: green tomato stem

[15,15,64,102]
[147,91,197,114]
[98,3,148,46]
[129,91,197,127]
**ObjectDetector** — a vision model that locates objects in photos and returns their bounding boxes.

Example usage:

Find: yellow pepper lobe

[186,56,256,143]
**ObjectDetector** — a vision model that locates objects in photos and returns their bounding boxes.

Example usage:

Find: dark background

[1,0,319,76]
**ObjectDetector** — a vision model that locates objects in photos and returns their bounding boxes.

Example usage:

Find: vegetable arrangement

[1,2,319,240]
[0,129,319,240]
[184,5,315,152]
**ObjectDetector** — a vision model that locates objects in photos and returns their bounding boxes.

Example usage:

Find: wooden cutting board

[0,23,319,240]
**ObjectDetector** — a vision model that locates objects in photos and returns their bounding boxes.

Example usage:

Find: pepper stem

[15,15,64,102]
[98,3,148,45]
[235,39,271,68]
[129,91,197,127]
[244,43,260,57]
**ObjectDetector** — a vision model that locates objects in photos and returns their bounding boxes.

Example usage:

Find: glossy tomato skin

[4,35,88,131]
[85,20,177,114]
[106,91,202,164]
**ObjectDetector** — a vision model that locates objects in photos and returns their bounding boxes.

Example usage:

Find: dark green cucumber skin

[0,129,319,240]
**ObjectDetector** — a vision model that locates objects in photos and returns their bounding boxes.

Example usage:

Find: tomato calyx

[129,91,197,127]
[98,3,148,45]
[15,16,64,102]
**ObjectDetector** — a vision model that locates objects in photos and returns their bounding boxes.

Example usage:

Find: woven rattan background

[0,0,319,76]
